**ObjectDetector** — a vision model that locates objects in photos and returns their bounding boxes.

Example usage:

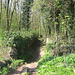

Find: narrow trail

[9,42,45,75]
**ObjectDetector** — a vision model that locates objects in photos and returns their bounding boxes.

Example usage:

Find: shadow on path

[8,68,21,75]
[8,40,44,75]
[26,40,42,63]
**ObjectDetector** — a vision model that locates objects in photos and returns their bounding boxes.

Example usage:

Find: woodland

[0,0,75,75]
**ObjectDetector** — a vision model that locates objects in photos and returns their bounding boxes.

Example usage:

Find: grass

[37,45,75,75]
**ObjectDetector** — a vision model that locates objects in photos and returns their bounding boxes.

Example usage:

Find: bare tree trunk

[17,0,21,30]
[18,11,21,30]
[10,0,17,27]
[54,9,60,42]
[0,0,2,26]
[6,0,10,31]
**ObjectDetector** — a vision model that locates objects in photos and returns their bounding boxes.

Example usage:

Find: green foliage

[0,56,4,61]
[0,8,6,30]
[3,30,38,46]
[0,29,2,46]
[10,59,24,69]
[2,30,39,60]
[0,0,75,74]
[46,40,56,51]
[37,53,75,75]
[0,67,10,75]
[24,72,30,75]
[12,30,38,59]
[3,31,20,46]
[0,59,24,75]
[21,0,33,29]
[31,0,75,41]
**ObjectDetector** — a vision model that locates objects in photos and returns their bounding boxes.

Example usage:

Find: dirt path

[9,42,44,75]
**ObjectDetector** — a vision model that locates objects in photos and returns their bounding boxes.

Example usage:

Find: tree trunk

[6,0,10,31]
[19,12,21,30]
[0,0,2,25]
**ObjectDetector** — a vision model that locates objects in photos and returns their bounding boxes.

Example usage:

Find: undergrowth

[0,30,39,74]
[37,41,75,75]
[0,67,10,75]
[10,59,24,69]
[37,51,75,75]
[0,59,24,75]
[1,30,39,60]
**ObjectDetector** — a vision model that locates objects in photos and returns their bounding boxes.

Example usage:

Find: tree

[21,0,33,29]
[31,0,75,43]
[6,0,10,31]
[0,0,2,26]
[9,0,16,27]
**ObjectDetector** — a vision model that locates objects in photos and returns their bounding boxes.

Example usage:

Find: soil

[9,42,45,75]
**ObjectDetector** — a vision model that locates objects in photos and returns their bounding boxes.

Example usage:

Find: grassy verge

[37,44,75,75]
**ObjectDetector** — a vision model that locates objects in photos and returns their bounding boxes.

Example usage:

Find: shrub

[10,59,24,69]
[37,53,75,75]
[3,30,39,60]
[3,31,20,46]
[0,67,10,75]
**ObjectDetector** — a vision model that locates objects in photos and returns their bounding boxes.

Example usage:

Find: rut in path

[9,41,45,75]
